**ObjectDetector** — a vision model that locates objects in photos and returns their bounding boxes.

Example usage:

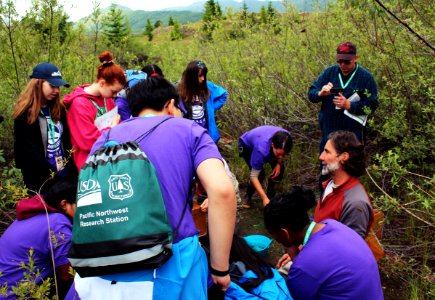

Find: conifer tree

[260,5,268,24]
[103,4,130,45]
[168,16,175,26]
[202,0,223,35]
[241,1,249,22]
[203,0,222,23]
[170,20,183,41]
[145,18,154,41]
[203,0,216,23]
[267,1,276,20]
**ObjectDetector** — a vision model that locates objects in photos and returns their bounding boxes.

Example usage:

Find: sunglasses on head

[337,60,352,65]
[197,61,205,69]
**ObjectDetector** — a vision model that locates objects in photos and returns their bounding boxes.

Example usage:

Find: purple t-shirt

[287,219,383,300]
[239,126,291,170]
[91,116,222,242]
[0,213,72,299]
[114,96,131,121]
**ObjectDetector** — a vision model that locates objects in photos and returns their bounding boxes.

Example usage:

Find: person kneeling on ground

[264,187,383,300]
[238,126,292,208]
[316,130,373,238]
[0,180,77,299]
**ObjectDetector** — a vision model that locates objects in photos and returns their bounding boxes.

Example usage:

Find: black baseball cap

[30,62,70,87]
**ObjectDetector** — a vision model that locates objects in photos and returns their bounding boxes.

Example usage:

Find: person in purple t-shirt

[0,180,77,299]
[238,126,292,208]
[68,76,236,299]
[264,187,383,300]
[114,70,147,121]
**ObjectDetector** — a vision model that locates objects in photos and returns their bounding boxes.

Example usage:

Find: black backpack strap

[104,128,111,144]
[133,116,188,240]
[136,117,172,143]
[172,193,190,240]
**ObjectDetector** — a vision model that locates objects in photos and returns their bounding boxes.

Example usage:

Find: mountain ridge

[83,0,328,33]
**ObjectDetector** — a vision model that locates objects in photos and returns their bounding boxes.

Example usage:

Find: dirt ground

[236,199,283,265]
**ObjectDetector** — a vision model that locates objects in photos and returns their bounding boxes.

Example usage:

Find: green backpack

[68,118,187,277]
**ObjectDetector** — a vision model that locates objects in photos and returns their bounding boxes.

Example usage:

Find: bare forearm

[197,159,236,271]
[208,188,236,271]
[250,177,269,206]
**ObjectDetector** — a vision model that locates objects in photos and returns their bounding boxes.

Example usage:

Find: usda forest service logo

[108,174,133,200]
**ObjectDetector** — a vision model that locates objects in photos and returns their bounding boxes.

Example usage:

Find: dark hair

[177,60,209,104]
[272,131,292,153]
[127,76,179,117]
[96,51,126,86]
[264,186,316,233]
[229,235,274,291]
[44,179,77,209]
[141,64,164,78]
[327,131,366,177]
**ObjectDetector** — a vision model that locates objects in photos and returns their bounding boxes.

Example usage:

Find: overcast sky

[14,0,205,21]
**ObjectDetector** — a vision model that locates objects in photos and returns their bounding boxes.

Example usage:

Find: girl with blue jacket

[178,60,227,143]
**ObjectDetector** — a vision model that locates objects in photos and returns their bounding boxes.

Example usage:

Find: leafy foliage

[0,0,433,298]
[12,248,52,298]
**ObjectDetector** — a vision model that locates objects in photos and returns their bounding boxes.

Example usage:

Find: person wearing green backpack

[67,76,236,299]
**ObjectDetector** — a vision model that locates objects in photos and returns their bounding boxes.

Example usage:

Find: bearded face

[321,160,340,176]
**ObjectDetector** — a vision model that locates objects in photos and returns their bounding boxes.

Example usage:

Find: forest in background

[0,0,433,298]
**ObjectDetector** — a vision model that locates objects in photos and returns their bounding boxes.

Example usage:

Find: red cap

[336,42,357,60]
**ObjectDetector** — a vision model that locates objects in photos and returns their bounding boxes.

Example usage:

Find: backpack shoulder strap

[136,117,172,143]
[172,194,190,240]
[133,116,188,240]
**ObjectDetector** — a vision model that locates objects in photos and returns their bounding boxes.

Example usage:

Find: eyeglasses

[337,60,352,65]
[197,61,205,69]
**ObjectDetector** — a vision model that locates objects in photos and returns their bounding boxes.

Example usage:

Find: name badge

[55,156,65,171]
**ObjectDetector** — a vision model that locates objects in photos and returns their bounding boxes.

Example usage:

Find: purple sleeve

[287,265,320,300]
[50,214,72,267]
[114,97,131,121]
[90,130,109,155]
[250,149,266,170]
[191,123,222,169]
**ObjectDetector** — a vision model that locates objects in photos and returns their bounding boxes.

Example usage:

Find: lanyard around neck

[140,113,156,118]
[302,221,316,247]
[89,98,107,117]
[40,108,56,143]
[338,64,359,89]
